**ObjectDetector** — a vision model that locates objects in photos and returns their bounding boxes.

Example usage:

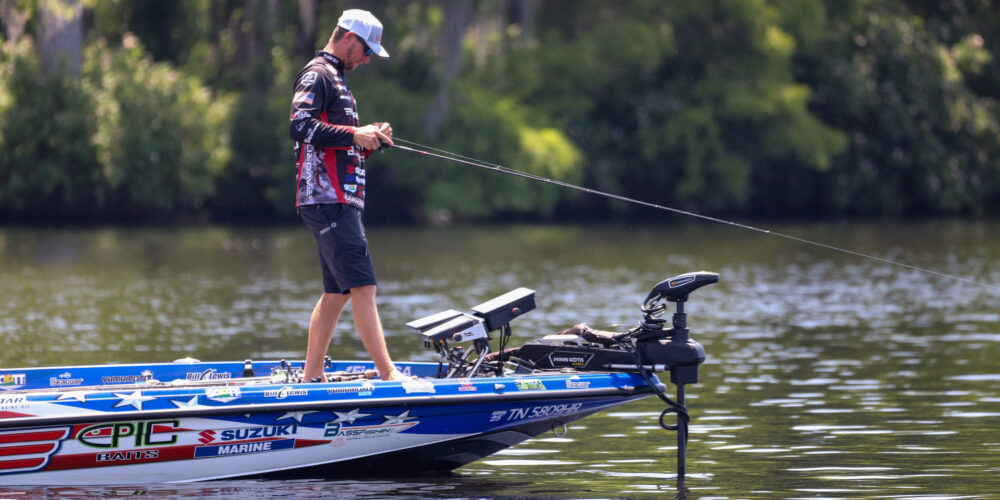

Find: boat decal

[195,438,296,457]
[55,391,93,403]
[547,351,594,368]
[0,426,69,474]
[204,386,241,403]
[457,378,477,392]
[331,408,371,424]
[0,374,26,391]
[565,376,591,389]
[275,411,316,423]
[171,396,203,409]
[402,379,435,394]
[501,402,584,422]
[76,420,182,449]
[0,396,28,412]
[263,386,308,399]
[49,372,83,387]
[381,410,416,426]
[112,390,157,410]
[325,381,375,396]
[101,370,154,384]
[184,369,232,381]
[197,424,298,445]
[514,378,545,391]
[324,420,418,443]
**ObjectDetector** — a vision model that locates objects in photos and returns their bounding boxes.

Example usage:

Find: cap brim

[372,44,389,58]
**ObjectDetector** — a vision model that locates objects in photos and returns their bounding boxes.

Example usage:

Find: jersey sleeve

[289,66,356,148]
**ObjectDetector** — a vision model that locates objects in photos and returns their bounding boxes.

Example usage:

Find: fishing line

[389,138,1000,293]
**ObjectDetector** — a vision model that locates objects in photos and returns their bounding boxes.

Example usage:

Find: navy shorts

[298,204,376,294]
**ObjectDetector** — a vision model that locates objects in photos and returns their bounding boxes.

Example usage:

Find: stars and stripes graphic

[0,427,69,474]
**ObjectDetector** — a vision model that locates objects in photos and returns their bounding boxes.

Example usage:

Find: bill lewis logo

[185,369,232,381]
[263,386,308,399]
[0,373,26,391]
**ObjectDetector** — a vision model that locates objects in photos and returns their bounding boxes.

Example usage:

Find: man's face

[343,32,371,71]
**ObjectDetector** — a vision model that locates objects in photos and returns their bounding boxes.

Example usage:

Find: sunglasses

[356,35,373,56]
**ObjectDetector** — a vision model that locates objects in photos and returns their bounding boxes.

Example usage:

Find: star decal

[56,391,94,403]
[276,410,318,423]
[332,408,371,424]
[172,396,202,409]
[112,390,157,410]
[382,410,416,425]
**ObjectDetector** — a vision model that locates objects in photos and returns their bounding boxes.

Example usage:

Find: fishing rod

[387,138,1000,293]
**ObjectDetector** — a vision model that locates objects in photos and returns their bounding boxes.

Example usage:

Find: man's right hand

[354,123,393,150]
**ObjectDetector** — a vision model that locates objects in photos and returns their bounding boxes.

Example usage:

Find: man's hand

[354,122,393,150]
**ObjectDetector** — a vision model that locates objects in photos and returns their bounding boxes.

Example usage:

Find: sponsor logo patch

[0,374,26,391]
[195,438,295,458]
[49,372,83,387]
[263,386,308,399]
[205,387,241,403]
[300,71,318,86]
[514,378,545,391]
[293,91,314,104]
[101,370,154,384]
[402,379,435,394]
[185,369,232,381]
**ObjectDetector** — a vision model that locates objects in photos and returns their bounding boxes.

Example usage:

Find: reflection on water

[1,220,998,498]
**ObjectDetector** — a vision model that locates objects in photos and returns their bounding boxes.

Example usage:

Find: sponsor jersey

[289,52,371,209]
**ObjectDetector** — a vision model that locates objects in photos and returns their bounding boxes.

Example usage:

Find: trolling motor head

[637,271,719,385]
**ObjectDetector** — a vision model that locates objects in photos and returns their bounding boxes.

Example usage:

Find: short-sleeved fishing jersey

[289,52,369,209]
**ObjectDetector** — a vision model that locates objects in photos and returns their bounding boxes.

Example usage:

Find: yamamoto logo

[185,369,232,381]
[101,370,154,384]
[0,373,26,390]
[263,386,308,399]
[197,424,297,444]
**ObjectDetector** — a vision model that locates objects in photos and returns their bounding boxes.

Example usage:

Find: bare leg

[303,292,351,381]
[350,284,409,380]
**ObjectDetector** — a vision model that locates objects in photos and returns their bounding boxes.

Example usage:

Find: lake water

[1,220,998,498]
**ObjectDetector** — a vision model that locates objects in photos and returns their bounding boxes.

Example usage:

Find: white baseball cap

[337,9,389,58]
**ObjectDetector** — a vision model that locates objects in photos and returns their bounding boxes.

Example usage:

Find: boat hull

[0,363,653,484]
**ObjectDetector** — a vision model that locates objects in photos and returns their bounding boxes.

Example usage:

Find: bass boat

[0,271,718,485]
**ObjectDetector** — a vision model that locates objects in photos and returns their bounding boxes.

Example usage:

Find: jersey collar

[317,51,345,72]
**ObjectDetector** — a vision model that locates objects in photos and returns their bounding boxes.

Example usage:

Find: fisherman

[289,9,408,382]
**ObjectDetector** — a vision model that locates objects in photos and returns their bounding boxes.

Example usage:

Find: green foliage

[0,39,103,220]
[82,35,232,218]
[2,0,999,223]
[801,1,1000,216]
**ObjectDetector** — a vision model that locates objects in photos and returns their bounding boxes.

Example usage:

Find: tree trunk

[36,0,84,78]
[426,0,474,140]
[297,0,318,57]
[0,0,30,47]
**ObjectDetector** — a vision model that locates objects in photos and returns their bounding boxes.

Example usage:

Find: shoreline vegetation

[2,1,999,225]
